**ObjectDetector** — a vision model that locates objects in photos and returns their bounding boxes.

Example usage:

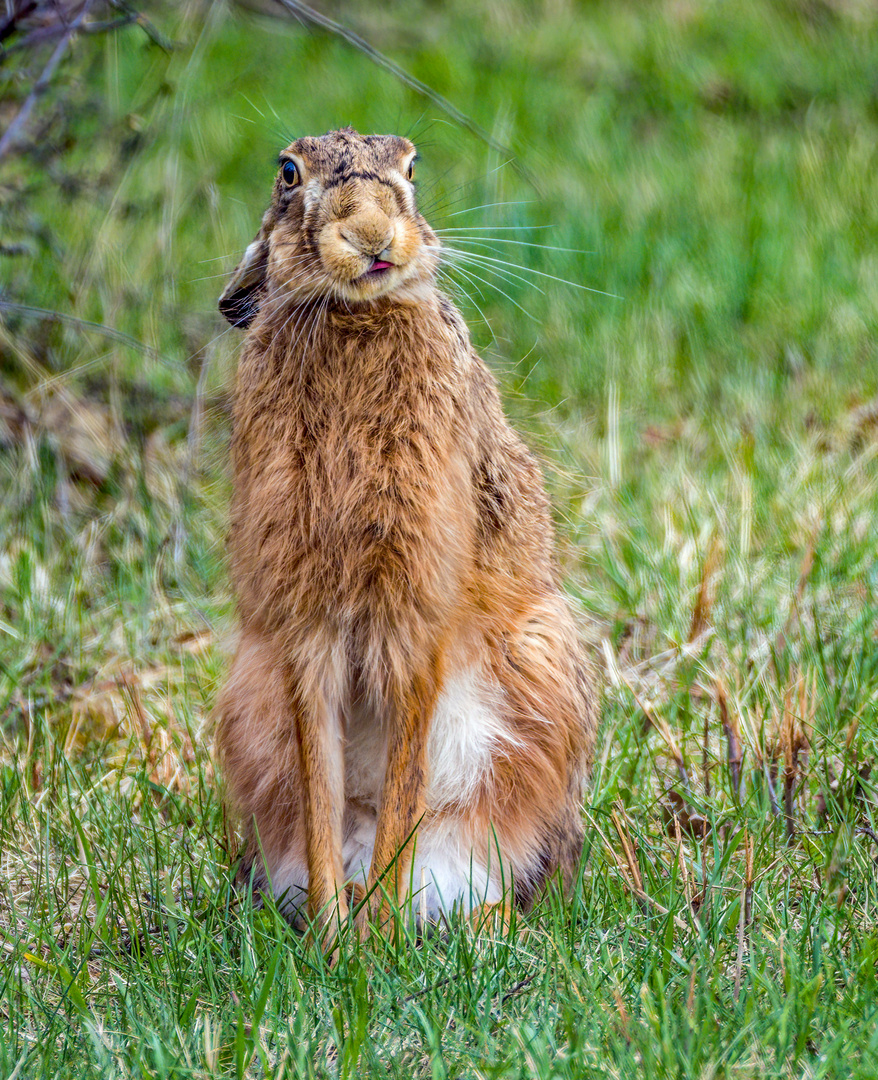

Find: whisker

[294,292,333,383]
[436,259,537,322]
[435,234,594,255]
[197,252,251,264]
[300,291,329,362]
[261,275,326,355]
[436,267,497,345]
[437,260,489,301]
[434,225,557,233]
[445,201,535,218]
[436,249,621,299]
[186,270,245,285]
[429,246,545,298]
[194,251,317,289]
[436,247,547,296]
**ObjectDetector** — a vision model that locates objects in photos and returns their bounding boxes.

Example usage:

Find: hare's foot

[266,852,309,924]
[305,892,351,963]
[468,899,513,934]
[247,849,351,957]
[237,849,309,930]
[351,889,386,943]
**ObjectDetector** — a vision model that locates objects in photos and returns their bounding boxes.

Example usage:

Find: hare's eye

[281,161,300,187]
[406,161,415,181]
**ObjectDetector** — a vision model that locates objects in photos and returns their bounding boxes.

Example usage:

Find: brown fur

[214,128,597,943]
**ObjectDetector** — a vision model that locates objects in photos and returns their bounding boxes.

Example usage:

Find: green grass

[2,0,878,1075]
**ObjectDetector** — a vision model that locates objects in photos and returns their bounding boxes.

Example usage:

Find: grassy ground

[2,0,878,1075]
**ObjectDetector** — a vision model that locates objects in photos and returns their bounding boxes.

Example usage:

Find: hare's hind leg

[214,632,309,921]
[215,631,349,942]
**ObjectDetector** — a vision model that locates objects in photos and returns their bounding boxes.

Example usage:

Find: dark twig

[0,2,39,45]
[270,0,538,190]
[1,15,133,54]
[403,974,455,1004]
[107,0,174,51]
[716,681,743,801]
[2,3,172,56]
[0,0,92,164]
[733,832,753,1001]
[500,976,535,1005]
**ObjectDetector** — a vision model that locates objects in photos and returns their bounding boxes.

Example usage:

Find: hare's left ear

[219,215,272,328]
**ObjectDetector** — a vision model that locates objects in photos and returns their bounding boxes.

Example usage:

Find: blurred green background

[2,2,878,1076]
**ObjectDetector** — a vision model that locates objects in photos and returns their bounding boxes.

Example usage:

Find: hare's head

[219,128,437,327]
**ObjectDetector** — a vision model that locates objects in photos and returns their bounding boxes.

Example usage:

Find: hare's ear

[219,232,269,329]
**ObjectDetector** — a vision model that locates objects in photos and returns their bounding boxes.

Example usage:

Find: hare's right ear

[219,219,271,329]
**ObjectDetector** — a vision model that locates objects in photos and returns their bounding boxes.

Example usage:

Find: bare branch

[269,0,538,190]
[0,299,159,358]
[0,1,93,164]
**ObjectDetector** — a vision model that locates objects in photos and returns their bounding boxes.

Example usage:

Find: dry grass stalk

[673,813,692,907]
[610,807,644,896]
[687,533,723,644]
[671,815,706,933]
[698,819,710,915]
[781,689,796,842]
[739,699,769,801]
[621,674,691,793]
[613,984,631,1042]
[797,670,816,818]
[766,768,782,819]
[715,680,743,801]
[119,676,153,749]
[686,958,697,1016]
[606,808,691,934]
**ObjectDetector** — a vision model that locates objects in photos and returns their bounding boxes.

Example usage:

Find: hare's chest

[234,395,475,619]
[245,381,469,530]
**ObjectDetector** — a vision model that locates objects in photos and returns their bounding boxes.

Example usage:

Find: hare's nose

[344,232,395,257]
[340,216,394,258]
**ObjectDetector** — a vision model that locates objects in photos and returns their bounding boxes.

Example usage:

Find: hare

[214,128,596,945]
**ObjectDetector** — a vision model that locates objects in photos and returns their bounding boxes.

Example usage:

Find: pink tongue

[371,260,393,270]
